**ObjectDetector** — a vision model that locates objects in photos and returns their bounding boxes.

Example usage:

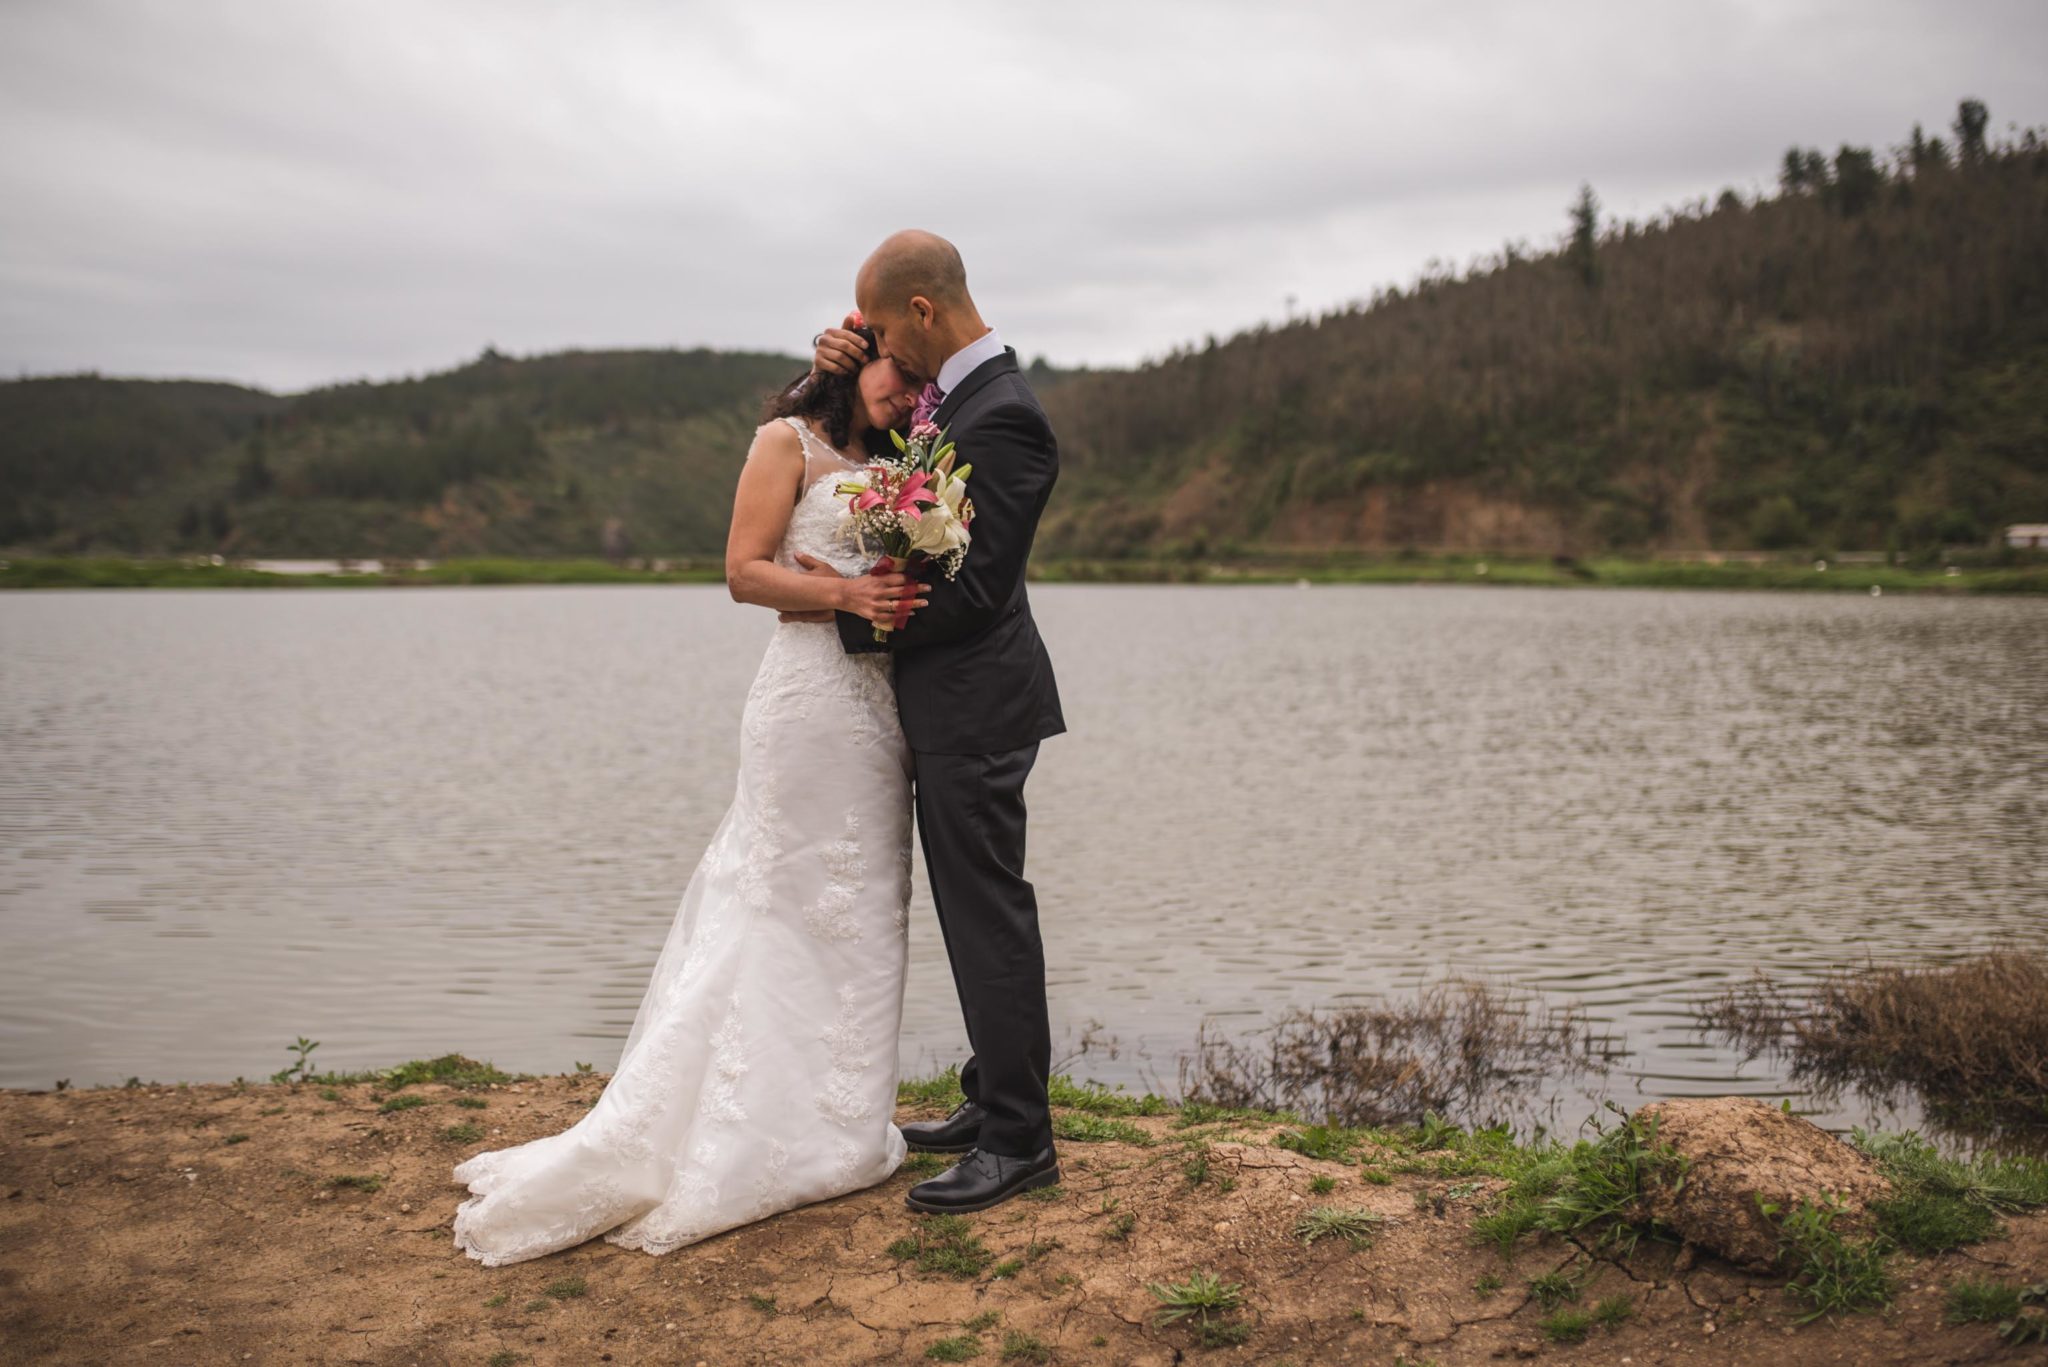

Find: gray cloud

[2,0,2043,391]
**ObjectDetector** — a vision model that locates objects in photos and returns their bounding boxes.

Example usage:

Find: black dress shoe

[901,1099,986,1153]
[905,1144,1060,1214]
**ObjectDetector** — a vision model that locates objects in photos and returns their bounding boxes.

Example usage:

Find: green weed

[1762,1192,1895,1322]
[1294,1206,1382,1248]
[887,1214,994,1279]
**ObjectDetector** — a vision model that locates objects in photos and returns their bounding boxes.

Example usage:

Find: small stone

[1703,1320,1716,1334]
[1212,1221,1231,1233]
[664,1322,675,1330]
[399,1202,412,1213]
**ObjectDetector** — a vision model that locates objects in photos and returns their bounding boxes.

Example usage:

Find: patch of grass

[1470,1203,1545,1255]
[1464,1104,1680,1258]
[1360,1164,1393,1185]
[745,1292,775,1313]
[1174,1099,1294,1128]
[378,1053,517,1089]
[989,1258,1024,1279]
[1273,1123,1359,1162]
[441,1121,485,1143]
[1763,1192,1896,1323]
[924,1334,983,1361]
[898,1067,967,1110]
[1854,1128,2048,1211]
[378,1093,431,1113]
[1539,1308,1591,1343]
[1946,1277,2048,1345]
[521,1297,549,1312]
[326,1173,384,1192]
[1592,1294,1634,1327]
[543,1275,586,1300]
[900,1152,950,1178]
[223,1132,250,1144]
[1294,1206,1383,1248]
[1000,1330,1050,1362]
[1309,1175,1336,1194]
[1945,1277,2024,1324]
[1851,1127,2048,1255]
[482,1292,507,1308]
[1149,1269,1249,1347]
[962,1310,1001,1332]
[453,1095,488,1110]
[1527,1270,1580,1309]
[1103,1212,1136,1241]
[1048,1074,1169,1116]
[1021,1183,1063,1202]
[1873,1188,2001,1252]
[487,1353,521,1367]
[1053,1113,1153,1145]
[1472,1272,1503,1298]
[887,1214,995,1279]
[318,1087,342,1101]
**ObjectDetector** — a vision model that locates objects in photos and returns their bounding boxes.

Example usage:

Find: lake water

[3,584,2044,1137]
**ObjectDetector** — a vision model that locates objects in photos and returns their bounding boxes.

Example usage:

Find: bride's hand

[812,313,867,377]
[810,553,928,625]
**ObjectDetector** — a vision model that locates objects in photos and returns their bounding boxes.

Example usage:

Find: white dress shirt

[935,327,1005,395]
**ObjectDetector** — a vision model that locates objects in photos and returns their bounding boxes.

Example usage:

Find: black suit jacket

[835,347,1066,755]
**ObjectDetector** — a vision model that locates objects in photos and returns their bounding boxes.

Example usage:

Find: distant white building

[2008,524,2048,549]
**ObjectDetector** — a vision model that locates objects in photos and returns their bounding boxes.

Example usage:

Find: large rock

[1634,1097,1893,1270]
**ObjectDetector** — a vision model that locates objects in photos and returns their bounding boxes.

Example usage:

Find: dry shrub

[1178,978,1618,1128]
[1699,951,2048,1133]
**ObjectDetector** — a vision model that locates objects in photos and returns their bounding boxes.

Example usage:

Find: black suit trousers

[911,742,1053,1157]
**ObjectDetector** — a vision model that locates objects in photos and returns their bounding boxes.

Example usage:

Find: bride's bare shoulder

[746,417,804,463]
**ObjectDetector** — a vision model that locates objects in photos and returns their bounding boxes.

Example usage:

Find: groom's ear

[909,295,935,328]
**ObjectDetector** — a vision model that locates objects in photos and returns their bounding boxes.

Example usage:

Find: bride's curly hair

[760,324,880,450]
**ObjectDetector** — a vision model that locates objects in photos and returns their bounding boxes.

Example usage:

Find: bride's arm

[725,423,926,622]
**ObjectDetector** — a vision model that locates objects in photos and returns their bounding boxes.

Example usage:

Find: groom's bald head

[858,229,969,308]
[853,230,986,386]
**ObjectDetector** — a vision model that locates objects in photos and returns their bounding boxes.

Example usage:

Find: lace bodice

[773,416,877,579]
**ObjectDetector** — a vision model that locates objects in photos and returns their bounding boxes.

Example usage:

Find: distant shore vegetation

[4,550,2043,593]
[2,101,2043,568]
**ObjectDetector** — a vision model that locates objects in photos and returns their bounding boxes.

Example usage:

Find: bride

[449,331,929,1266]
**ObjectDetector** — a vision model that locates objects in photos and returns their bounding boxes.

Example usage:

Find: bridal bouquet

[836,422,975,642]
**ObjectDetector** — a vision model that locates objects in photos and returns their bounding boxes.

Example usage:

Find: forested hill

[4,102,2044,562]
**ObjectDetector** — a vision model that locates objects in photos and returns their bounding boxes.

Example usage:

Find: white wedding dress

[450,415,914,1266]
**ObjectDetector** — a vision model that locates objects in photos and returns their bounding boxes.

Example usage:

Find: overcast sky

[2,1,2043,393]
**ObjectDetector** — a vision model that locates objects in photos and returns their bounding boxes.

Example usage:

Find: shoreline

[4,552,2046,594]
[5,1058,2045,1364]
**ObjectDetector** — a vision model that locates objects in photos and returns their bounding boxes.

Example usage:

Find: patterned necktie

[911,381,946,428]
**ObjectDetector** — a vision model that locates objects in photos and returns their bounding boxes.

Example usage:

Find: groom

[808,229,1067,1214]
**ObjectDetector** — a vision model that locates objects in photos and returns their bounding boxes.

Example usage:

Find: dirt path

[2,1075,2042,1365]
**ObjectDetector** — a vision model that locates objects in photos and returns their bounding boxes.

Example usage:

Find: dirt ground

[3,1074,2043,1366]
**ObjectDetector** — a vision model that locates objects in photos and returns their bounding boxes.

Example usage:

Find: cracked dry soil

[3,1076,2044,1365]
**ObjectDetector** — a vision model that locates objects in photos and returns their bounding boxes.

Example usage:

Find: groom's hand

[812,312,867,377]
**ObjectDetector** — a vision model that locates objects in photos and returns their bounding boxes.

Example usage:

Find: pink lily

[892,471,939,520]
